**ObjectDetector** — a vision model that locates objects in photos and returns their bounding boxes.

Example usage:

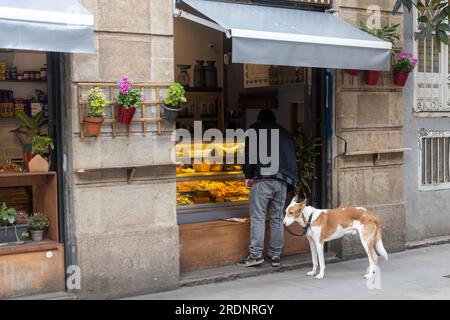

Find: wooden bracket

[127,167,136,184]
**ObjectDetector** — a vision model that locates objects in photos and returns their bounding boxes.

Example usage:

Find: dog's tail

[375,220,388,261]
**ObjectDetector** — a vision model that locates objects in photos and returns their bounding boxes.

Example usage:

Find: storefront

[173,0,392,273]
[0,0,407,299]
[0,0,94,298]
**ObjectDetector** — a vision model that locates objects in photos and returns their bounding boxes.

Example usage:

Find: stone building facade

[67,0,179,298]
[61,0,412,298]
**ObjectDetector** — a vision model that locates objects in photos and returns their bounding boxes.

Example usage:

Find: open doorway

[0,49,67,297]
[174,9,330,274]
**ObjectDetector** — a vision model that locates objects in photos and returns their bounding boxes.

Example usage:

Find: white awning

[0,0,94,53]
[177,0,392,71]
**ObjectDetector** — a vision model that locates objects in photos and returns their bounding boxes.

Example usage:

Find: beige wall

[174,18,223,87]
[67,0,178,299]
[332,0,405,256]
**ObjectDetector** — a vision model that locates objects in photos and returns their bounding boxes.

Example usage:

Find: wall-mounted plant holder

[77,82,170,140]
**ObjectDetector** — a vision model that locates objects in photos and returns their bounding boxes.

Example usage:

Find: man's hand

[245,179,253,189]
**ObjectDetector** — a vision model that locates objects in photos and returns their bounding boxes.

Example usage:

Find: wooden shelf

[0,240,58,256]
[74,164,161,184]
[176,170,243,181]
[345,148,412,156]
[0,80,47,84]
[185,87,222,92]
[0,171,58,243]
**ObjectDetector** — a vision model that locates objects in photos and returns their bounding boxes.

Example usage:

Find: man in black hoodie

[238,109,298,268]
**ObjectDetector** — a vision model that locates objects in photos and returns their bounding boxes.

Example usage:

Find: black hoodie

[243,120,298,186]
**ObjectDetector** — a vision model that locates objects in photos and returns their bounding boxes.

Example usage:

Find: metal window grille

[419,130,450,190]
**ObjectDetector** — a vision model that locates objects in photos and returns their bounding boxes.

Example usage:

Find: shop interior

[174,16,329,272]
[0,49,65,294]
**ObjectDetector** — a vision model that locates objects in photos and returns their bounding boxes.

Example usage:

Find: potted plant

[28,134,54,172]
[84,87,107,136]
[13,110,47,170]
[116,77,144,125]
[28,212,50,242]
[392,52,417,86]
[161,82,187,122]
[359,22,400,85]
[295,132,322,195]
[0,203,29,245]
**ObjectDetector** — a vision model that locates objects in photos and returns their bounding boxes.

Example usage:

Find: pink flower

[411,59,418,67]
[397,52,413,60]
[117,76,132,94]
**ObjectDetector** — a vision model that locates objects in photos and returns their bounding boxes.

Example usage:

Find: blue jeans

[249,179,288,258]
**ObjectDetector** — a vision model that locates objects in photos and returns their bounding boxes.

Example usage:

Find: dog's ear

[295,186,308,207]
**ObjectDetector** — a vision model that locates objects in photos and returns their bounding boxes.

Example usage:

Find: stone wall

[332,0,406,258]
[67,0,178,299]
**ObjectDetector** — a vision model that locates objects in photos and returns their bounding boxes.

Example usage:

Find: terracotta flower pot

[83,117,104,137]
[345,69,360,76]
[393,71,409,87]
[364,70,380,85]
[117,105,136,124]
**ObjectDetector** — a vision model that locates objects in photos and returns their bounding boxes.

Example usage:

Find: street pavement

[130,243,450,300]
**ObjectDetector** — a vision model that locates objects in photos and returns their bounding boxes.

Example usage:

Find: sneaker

[237,254,264,267]
[270,256,281,267]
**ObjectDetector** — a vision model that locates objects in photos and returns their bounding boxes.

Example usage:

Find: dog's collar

[301,209,314,235]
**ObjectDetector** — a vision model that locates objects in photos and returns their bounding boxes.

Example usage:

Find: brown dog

[283,196,388,279]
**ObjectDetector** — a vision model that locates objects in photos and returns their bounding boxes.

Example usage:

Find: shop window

[419,130,450,190]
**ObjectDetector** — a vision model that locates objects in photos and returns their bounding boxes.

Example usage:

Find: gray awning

[0,0,94,53]
[178,0,392,71]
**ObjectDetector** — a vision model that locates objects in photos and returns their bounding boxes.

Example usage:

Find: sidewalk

[129,244,450,300]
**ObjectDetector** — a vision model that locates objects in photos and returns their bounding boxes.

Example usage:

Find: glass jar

[205,60,217,88]
[194,60,205,88]
[40,65,47,81]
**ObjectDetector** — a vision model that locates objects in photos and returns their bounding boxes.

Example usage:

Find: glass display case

[176,141,249,224]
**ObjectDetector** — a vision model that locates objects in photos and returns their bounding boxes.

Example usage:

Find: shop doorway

[0,49,67,297]
[174,12,331,274]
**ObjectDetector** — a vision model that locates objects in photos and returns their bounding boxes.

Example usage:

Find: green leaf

[437,30,448,45]
[418,15,429,23]
[392,0,404,14]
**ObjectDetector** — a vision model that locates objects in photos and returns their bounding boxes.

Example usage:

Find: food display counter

[176,141,249,224]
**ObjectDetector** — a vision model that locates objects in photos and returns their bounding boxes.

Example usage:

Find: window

[413,5,450,113]
[419,130,450,190]
[414,37,450,112]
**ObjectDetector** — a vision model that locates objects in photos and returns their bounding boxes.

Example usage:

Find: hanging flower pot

[84,87,107,137]
[117,104,136,124]
[161,103,182,122]
[344,69,360,76]
[83,117,105,136]
[116,77,143,125]
[392,53,417,87]
[393,71,409,87]
[364,70,380,85]
[161,83,187,122]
